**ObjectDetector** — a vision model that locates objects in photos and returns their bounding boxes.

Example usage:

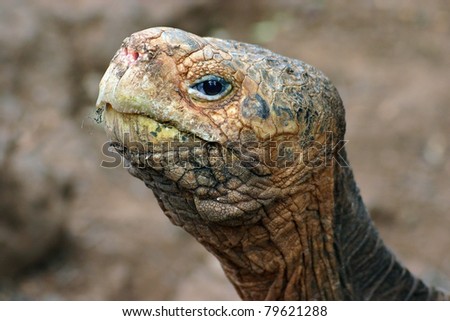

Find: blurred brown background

[0,0,449,300]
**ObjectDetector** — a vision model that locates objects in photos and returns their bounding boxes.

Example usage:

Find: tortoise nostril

[131,51,139,60]
[122,47,139,63]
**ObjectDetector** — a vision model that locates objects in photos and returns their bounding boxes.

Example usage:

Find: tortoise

[96,27,448,300]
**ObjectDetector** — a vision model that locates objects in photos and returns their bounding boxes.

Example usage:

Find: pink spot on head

[122,47,139,63]
[130,50,139,60]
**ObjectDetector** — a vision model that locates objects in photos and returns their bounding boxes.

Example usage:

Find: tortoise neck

[190,155,447,300]
[153,151,447,300]
[192,164,343,300]
[333,153,445,300]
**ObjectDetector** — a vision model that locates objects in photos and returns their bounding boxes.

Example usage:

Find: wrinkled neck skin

[333,153,447,300]
[219,164,341,300]
[145,150,447,301]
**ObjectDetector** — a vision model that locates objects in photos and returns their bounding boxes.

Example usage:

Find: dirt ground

[0,0,449,300]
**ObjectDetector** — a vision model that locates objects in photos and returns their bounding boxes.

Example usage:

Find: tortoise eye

[188,75,232,101]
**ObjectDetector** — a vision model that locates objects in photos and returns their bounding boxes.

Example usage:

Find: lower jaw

[102,104,192,147]
[107,140,265,225]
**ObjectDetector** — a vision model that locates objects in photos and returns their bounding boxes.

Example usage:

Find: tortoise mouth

[100,103,235,171]
[101,103,197,147]
[101,103,274,179]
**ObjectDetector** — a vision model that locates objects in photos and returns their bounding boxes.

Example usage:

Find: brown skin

[96,27,448,300]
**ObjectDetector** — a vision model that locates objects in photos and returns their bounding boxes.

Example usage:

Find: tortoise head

[96,27,345,224]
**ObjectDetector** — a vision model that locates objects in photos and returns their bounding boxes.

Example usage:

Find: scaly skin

[96,27,448,300]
